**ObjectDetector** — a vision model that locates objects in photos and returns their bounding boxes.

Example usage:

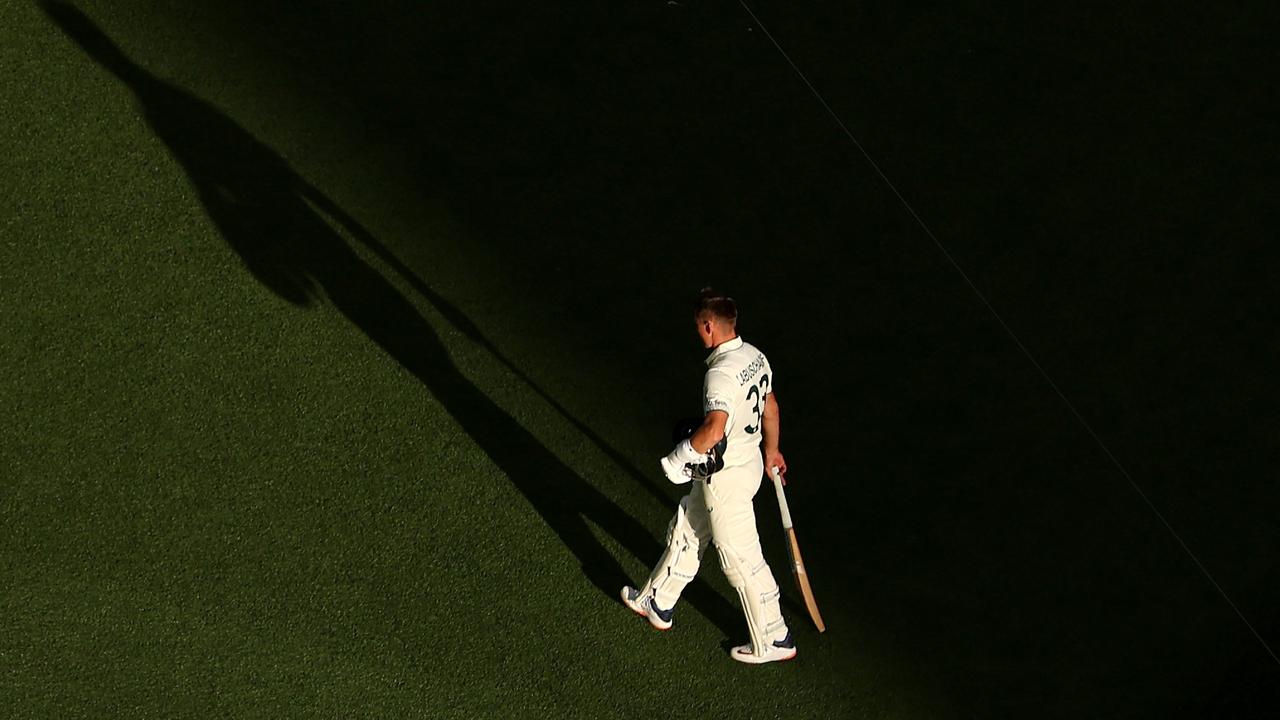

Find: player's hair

[695,287,738,327]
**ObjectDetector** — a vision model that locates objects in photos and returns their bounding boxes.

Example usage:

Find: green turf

[4,1,1278,718]
[2,3,894,717]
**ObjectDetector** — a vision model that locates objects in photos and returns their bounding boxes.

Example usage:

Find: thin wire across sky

[735,0,1279,669]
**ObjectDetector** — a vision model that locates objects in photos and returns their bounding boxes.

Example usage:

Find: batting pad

[636,465,790,653]
[718,544,788,656]
[638,493,711,611]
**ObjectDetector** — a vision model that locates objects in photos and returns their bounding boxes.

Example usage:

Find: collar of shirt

[705,336,744,366]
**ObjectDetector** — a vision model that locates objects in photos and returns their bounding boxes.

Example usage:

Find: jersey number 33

[743,373,770,435]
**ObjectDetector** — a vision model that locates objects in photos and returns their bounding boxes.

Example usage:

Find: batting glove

[660,439,701,484]
[686,436,727,480]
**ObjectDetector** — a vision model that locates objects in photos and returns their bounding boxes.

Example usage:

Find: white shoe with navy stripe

[620,586,674,631]
[730,631,797,664]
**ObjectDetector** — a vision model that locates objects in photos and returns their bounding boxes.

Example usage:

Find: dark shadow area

[41,1,744,640]
[46,0,1280,716]
[338,216,680,515]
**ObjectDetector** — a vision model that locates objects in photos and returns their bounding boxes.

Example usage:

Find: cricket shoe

[620,586,674,631]
[729,632,797,664]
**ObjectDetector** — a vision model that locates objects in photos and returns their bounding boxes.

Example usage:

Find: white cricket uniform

[637,336,789,655]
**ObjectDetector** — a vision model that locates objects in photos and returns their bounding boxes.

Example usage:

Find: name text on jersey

[738,353,767,386]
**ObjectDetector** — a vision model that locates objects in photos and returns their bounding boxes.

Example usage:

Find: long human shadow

[43,2,740,638]
[309,196,678,514]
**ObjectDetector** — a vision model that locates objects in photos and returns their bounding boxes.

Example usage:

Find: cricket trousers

[637,457,789,656]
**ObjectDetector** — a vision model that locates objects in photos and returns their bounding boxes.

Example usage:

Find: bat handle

[770,466,794,530]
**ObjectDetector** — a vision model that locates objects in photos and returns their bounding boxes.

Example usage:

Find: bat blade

[770,467,825,632]
[784,527,826,633]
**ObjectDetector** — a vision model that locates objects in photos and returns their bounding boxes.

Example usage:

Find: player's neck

[710,331,738,349]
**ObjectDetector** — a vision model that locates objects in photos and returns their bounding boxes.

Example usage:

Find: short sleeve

[703,369,735,417]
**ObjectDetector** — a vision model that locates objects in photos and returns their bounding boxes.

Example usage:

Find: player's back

[703,337,774,469]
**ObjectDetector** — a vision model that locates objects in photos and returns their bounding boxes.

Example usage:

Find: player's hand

[660,455,693,484]
[661,440,700,484]
[766,451,787,485]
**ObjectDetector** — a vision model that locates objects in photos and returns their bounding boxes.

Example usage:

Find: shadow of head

[42,0,328,306]
[41,2,144,84]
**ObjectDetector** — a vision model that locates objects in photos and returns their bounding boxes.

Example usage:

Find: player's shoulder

[737,338,768,360]
[731,338,770,371]
[704,338,765,391]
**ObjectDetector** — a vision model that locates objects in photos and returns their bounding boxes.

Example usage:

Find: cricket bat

[770,466,826,633]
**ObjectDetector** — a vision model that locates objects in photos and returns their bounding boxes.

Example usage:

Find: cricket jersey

[702,336,773,470]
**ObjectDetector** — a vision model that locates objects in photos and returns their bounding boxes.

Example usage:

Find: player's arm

[690,411,728,454]
[659,371,735,484]
[762,392,788,480]
[660,411,729,484]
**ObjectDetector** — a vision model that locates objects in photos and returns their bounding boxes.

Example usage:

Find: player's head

[693,288,738,348]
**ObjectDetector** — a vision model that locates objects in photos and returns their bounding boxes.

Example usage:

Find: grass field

[4,1,1278,718]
